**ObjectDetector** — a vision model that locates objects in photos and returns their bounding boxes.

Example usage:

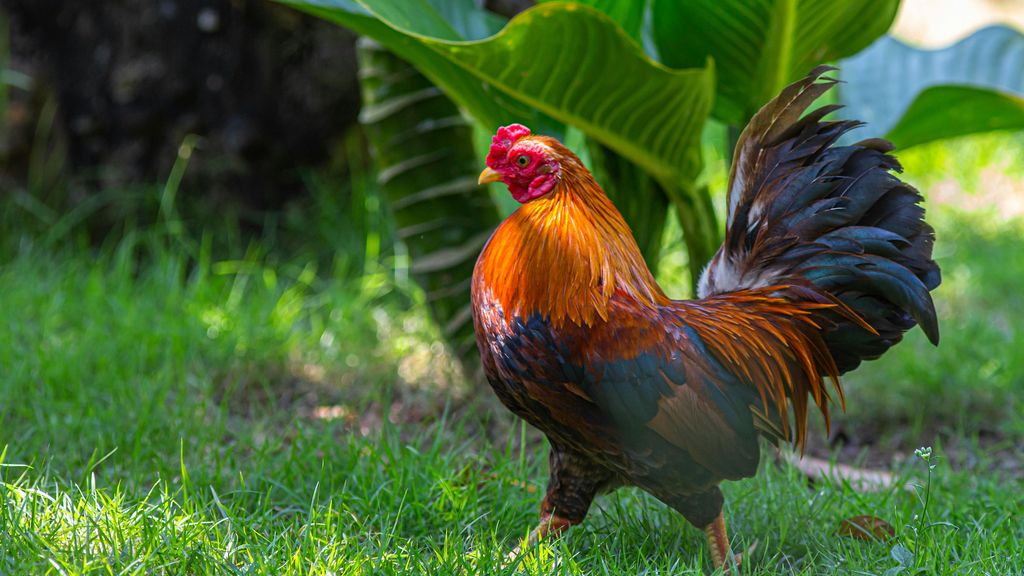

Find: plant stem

[668,182,719,295]
[771,0,797,97]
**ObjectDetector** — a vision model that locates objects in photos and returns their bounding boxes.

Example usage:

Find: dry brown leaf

[837,515,896,541]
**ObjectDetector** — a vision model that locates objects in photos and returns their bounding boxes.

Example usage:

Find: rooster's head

[478,124,565,203]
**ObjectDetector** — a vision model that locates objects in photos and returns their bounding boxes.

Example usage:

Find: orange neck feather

[477,149,667,327]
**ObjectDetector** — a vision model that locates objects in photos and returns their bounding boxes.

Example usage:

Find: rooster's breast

[472,287,617,452]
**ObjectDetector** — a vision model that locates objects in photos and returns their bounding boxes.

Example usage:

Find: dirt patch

[801,417,1023,480]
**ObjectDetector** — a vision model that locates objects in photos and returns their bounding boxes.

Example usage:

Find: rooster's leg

[666,488,747,572]
[523,511,573,546]
[703,512,739,572]
[508,443,612,560]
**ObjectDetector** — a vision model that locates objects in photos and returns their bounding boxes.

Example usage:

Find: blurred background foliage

[0,0,1022,455]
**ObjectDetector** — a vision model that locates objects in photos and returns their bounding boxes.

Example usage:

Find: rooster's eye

[516,155,530,167]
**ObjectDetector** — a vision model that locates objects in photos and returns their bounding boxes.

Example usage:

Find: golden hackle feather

[476,136,668,327]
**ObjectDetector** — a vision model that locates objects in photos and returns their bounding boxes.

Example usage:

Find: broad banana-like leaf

[536,0,644,43]
[357,39,500,373]
[278,0,719,286]
[884,86,1024,150]
[839,25,1024,147]
[424,0,505,40]
[281,1,714,185]
[650,0,898,125]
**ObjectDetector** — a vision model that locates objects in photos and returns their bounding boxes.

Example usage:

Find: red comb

[487,124,531,166]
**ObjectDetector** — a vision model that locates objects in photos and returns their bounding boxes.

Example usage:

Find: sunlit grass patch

[2,432,1022,574]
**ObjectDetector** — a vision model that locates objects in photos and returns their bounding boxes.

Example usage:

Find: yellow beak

[477,167,502,185]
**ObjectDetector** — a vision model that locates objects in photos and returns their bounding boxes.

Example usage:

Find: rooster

[471,67,940,571]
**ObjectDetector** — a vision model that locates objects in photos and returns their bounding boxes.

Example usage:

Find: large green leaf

[424,0,506,40]
[839,25,1024,144]
[280,0,719,287]
[347,1,715,184]
[357,39,501,373]
[885,86,1024,149]
[536,0,645,43]
[651,0,898,125]
[280,0,714,182]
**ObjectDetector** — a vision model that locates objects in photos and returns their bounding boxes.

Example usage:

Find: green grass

[3,420,1020,575]
[2,132,1024,574]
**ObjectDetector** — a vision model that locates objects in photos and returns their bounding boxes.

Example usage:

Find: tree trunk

[0,0,361,221]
